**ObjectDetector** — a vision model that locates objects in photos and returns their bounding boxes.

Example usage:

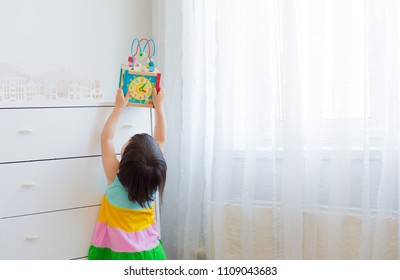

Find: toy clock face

[128,76,153,101]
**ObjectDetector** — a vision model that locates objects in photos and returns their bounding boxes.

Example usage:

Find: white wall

[152,0,184,258]
[211,204,398,260]
[0,0,152,102]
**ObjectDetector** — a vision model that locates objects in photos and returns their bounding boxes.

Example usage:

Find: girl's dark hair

[118,133,167,207]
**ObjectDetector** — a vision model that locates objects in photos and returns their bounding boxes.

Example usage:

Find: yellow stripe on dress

[97,195,155,232]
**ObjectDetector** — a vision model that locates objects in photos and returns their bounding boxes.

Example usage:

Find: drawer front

[0,206,99,260]
[0,157,107,218]
[0,106,152,163]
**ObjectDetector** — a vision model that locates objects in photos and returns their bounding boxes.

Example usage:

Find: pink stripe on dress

[92,222,160,252]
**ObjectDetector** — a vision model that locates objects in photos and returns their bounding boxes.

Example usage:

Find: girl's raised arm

[101,88,130,185]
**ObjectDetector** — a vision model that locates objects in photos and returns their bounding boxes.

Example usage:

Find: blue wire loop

[142,39,156,60]
[130,38,141,58]
[129,38,156,71]
[130,38,156,61]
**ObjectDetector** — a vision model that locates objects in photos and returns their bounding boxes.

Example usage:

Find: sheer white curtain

[153,0,400,259]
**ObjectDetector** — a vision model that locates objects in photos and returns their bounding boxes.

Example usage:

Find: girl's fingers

[125,90,131,101]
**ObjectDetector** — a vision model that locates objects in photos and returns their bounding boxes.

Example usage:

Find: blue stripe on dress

[105,176,155,210]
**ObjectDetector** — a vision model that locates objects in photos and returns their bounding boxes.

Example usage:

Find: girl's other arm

[101,88,130,185]
[152,87,166,151]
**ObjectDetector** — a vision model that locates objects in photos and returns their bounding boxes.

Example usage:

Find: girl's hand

[115,88,130,109]
[153,86,165,109]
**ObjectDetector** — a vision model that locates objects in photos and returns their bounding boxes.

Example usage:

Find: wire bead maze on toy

[129,38,156,72]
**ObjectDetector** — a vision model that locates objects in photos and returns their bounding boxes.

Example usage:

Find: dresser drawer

[0,106,152,163]
[0,157,107,218]
[0,206,99,259]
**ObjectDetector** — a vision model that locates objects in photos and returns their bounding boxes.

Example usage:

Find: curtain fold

[155,0,400,260]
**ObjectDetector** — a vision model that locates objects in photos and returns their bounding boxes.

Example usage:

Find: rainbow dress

[88,176,166,260]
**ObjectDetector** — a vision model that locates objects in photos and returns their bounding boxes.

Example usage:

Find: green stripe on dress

[88,241,167,260]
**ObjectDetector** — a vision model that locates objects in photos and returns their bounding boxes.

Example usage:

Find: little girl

[88,86,167,260]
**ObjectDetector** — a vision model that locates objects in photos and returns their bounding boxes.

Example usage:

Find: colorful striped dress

[88,176,166,260]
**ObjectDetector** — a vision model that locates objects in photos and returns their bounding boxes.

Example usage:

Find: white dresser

[0,103,153,259]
